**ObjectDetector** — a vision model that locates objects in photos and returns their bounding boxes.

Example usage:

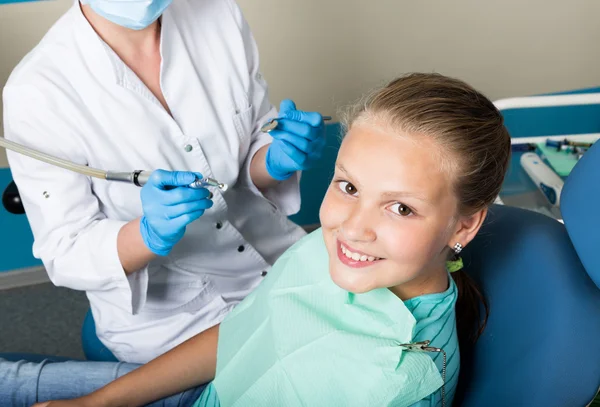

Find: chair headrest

[456,204,600,406]
[561,141,600,289]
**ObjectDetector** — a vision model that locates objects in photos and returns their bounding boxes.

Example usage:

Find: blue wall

[503,86,600,138]
[0,168,42,272]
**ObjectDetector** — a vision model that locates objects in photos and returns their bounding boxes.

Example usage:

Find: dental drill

[0,137,228,192]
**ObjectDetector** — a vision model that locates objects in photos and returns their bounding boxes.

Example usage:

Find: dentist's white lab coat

[3,0,306,363]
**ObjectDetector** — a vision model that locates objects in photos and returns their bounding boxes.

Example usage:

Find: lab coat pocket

[142,276,216,315]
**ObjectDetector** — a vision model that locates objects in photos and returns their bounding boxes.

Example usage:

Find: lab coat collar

[70,0,118,84]
[70,0,168,90]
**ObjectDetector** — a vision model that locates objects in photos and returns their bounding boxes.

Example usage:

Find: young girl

[2,72,510,407]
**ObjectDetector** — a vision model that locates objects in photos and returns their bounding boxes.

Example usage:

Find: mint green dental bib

[213,229,443,407]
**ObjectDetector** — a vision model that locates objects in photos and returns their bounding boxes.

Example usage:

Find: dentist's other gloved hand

[265,99,326,181]
[140,170,213,256]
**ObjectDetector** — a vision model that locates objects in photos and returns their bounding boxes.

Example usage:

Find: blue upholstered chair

[455,202,600,406]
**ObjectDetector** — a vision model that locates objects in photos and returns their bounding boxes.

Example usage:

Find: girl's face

[320,122,482,299]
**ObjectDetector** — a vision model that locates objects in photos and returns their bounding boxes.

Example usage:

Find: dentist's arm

[39,325,219,407]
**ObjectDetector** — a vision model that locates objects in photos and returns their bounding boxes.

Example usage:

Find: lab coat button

[237,245,245,252]
[216,222,223,229]
[184,144,193,152]
[261,270,268,277]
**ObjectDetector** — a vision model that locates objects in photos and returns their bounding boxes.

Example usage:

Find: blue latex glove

[140,170,213,256]
[265,99,326,181]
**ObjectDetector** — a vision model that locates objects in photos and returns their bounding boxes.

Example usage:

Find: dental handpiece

[105,170,229,192]
[0,136,229,191]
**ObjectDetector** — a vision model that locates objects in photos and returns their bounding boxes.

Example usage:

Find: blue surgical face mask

[81,0,172,30]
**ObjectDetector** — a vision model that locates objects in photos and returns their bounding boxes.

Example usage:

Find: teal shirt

[194,277,459,407]
[405,277,459,407]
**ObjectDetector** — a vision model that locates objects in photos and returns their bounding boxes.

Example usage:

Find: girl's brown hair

[342,72,511,345]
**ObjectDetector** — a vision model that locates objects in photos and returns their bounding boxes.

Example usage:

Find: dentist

[3,0,326,365]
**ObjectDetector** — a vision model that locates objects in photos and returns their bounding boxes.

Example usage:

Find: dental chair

[454,151,600,405]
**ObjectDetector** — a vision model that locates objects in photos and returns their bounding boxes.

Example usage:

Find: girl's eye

[337,181,358,196]
[389,203,413,217]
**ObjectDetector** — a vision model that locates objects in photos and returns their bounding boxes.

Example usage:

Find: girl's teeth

[341,245,379,262]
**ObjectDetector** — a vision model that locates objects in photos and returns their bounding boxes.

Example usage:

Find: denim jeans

[0,354,206,407]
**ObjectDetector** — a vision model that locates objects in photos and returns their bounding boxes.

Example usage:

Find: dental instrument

[520,152,563,207]
[0,137,228,192]
[261,115,332,133]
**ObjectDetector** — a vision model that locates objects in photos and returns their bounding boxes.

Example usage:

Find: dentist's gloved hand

[265,99,326,181]
[140,170,213,256]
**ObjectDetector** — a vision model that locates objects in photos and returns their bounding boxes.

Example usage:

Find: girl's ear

[447,208,487,249]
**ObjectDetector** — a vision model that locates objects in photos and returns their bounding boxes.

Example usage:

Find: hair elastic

[446,257,463,273]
